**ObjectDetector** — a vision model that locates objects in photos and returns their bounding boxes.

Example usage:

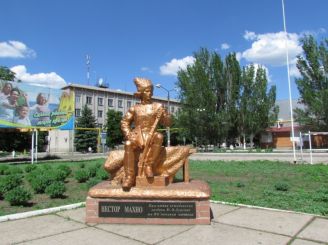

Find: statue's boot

[122,175,135,188]
[144,136,162,178]
[144,165,154,178]
[122,141,135,189]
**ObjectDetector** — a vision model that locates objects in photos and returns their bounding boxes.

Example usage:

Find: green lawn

[185,160,328,216]
[0,159,327,217]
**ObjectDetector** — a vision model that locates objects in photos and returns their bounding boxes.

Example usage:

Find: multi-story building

[49,83,181,153]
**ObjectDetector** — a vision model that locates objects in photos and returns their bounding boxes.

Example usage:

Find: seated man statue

[121,77,171,188]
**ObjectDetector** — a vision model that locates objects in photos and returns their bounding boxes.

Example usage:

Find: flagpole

[282,0,297,163]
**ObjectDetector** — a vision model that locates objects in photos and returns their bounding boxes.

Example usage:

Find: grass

[183,160,328,216]
[0,159,104,216]
[0,159,327,216]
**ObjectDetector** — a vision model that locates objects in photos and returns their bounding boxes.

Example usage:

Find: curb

[0,202,85,223]
[210,200,327,219]
[0,200,326,223]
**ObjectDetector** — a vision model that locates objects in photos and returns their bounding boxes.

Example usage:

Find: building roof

[266,126,300,133]
[62,83,180,103]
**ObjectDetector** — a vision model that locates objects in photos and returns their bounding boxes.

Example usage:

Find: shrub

[4,187,32,206]
[75,169,90,183]
[48,169,67,182]
[56,165,72,178]
[25,164,38,173]
[87,165,98,178]
[29,175,52,193]
[236,182,245,188]
[79,163,85,169]
[96,168,109,180]
[274,182,289,191]
[45,182,66,198]
[86,178,101,189]
[0,165,9,175]
[4,166,23,175]
[0,174,23,197]
[41,164,52,170]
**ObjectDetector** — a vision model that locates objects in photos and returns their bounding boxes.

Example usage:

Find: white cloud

[0,41,36,58]
[243,31,257,41]
[160,56,195,76]
[221,43,230,50]
[141,67,153,73]
[10,65,67,89]
[241,31,302,66]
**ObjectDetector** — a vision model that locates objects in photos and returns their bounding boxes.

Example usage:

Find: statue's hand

[127,131,138,144]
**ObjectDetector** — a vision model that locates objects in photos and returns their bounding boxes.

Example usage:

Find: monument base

[86,180,211,225]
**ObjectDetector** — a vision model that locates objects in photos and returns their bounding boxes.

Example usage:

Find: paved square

[157,222,291,245]
[56,207,88,224]
[297,218,328,243]
[18,227,143,245]
[96,223,193,244]
[218,207,313,236]
[210,203,240,221]
[0,215,86,244]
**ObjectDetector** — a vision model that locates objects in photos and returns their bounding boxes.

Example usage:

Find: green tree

[74,105,98,152]
[224,53,242,143]
[239,65,278,147]
[177,48,226,145]
[0,66,16,81]
[294,35,328,130]
[105,109,123,148]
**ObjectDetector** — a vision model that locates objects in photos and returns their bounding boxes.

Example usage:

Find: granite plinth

[86,180,211,225]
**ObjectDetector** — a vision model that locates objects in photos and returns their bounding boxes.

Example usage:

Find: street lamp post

[155,84,176,147]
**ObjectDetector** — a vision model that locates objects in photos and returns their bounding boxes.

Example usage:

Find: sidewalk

[1,202,327,244]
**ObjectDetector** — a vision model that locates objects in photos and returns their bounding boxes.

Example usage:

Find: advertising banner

[0,80,74,129]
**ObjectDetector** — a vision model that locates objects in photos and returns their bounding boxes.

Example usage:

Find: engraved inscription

[99,202,196,219]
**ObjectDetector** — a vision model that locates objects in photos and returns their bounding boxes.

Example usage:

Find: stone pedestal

[86,180,211,225]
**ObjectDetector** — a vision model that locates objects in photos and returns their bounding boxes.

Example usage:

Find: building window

[127,101,132,108]
[98,97,104,106]
[171,106,175,113]
[118,100,123,108]
[75,109,81,117]
[108,98,114,107]
[98,110,103,118]
[86,96,92,105]
[75,96,81,103]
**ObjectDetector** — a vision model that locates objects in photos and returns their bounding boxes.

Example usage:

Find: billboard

[0,80,74,129]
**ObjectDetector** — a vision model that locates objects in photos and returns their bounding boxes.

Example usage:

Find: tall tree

[224,53,241,143]
[294,35,328,131]
[0,66,16,81]
[74,105,98,152]
[105,109,123,148]
[239,65,278,147]
[177,48,226,145]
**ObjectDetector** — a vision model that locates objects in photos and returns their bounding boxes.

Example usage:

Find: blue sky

[0,0,327,100]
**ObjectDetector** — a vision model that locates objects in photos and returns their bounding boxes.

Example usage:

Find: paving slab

[157,222,291,245]
[297,218,328,243]
[217,207,313,236]
[56,207,88,225]
[0,214,86,244]
[96,223,193,244]
[18,227,144,245]
[291,239,325,245]
[210,203,240,221]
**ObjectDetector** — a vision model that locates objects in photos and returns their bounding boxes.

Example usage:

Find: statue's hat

[134,77,153,92]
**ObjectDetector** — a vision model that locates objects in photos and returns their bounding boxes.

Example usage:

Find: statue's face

[141,86,153,102]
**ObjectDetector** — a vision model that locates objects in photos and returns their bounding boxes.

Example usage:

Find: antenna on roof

[86,54,91,85]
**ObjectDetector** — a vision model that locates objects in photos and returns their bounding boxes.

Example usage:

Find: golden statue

[104,78,194,191]
[121,78,171,188]
[86,78,211,225]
